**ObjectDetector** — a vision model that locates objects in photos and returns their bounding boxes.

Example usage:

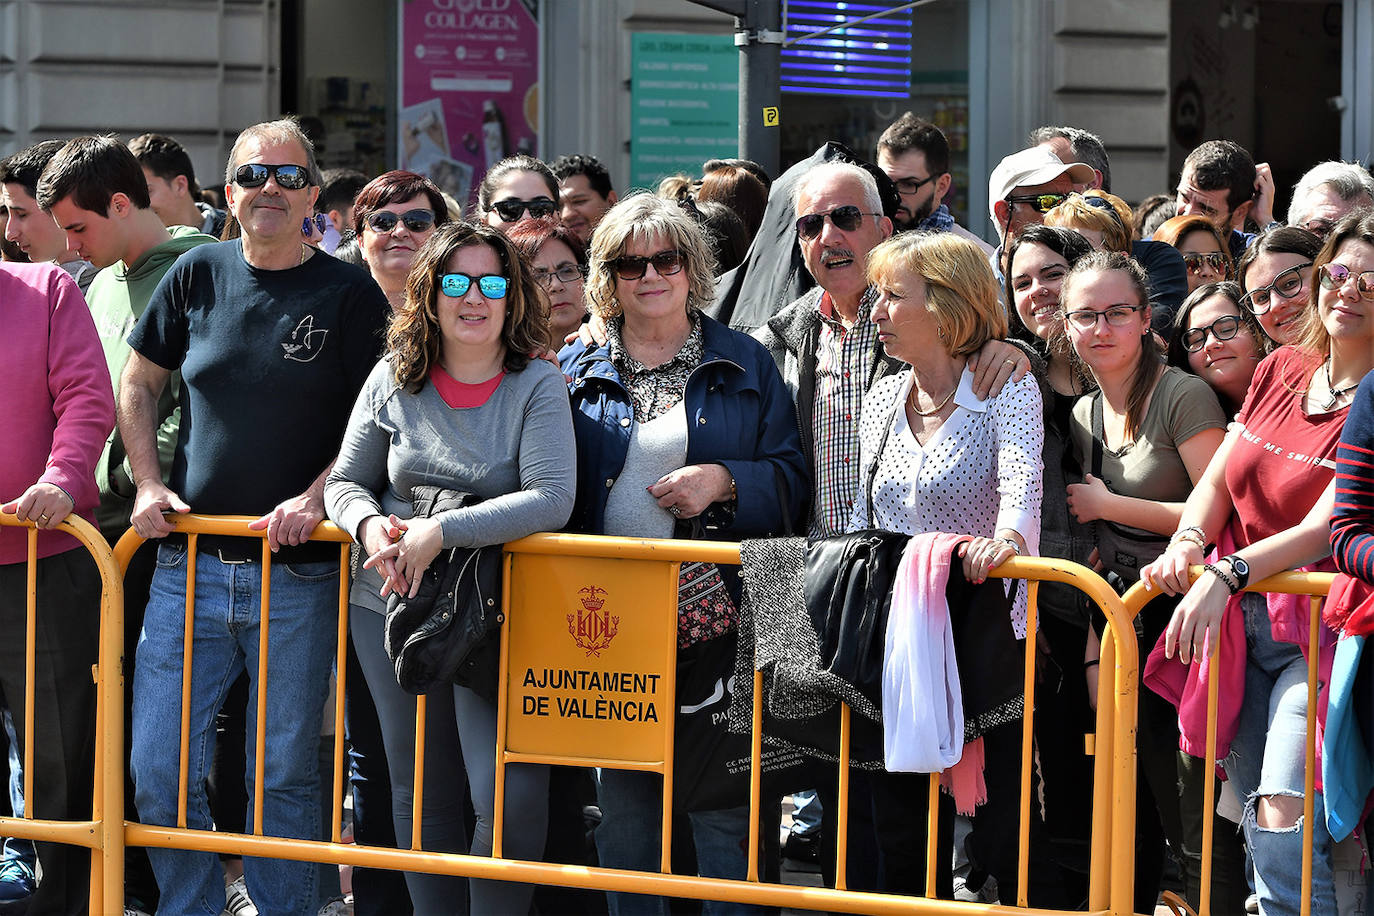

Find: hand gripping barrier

[0,510,125,915]
[1120,570,1334,916]
[101,518,1141,915]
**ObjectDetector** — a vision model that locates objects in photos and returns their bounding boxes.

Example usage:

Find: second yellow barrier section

[99,517,1143,915]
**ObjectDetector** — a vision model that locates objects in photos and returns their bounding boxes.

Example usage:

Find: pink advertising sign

[398,0,540,209]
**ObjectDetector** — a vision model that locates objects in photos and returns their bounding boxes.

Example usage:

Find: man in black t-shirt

[118,118,387,916]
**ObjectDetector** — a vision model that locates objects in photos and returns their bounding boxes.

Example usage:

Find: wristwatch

[1223,554,1251,591]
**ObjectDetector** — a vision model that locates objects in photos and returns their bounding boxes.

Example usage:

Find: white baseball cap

[987,147,1097,221]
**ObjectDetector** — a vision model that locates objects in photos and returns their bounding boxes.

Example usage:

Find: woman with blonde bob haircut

[583,191,718,322]
[560,191,805,913]
[1044,190,1134,253]
[850,230,1061,906]
[326,218,574,913]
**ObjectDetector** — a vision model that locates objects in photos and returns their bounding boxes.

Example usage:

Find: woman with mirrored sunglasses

[560,193,805,915]
[507,216,589,342]
[1168,281,1270,417]
[476,154,560,232]
[325,221,573,914]
[1141,210,1374,916]
[1234,225,1323,346]
[351,170,449,311]
[1153,214,1234,295]
[1059,252,1228,914]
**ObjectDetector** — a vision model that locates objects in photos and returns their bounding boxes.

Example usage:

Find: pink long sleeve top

[1,262,115,564]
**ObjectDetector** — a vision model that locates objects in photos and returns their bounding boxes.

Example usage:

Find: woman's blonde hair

[866,231,1007,358]
[584,193,717,321]
[1294,208,1374,360]
[1044,190,1134,253]
[387,221,550,392]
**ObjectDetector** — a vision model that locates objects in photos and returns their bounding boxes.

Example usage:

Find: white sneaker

[222,875,259,916]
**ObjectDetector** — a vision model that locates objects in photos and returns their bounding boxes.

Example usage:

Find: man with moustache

[118,118,388,916]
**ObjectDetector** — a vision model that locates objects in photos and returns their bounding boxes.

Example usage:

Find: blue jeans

[595,768,760,916]
[0,706,38,876]
[1223,593,1336,916]
[130,543,338,916]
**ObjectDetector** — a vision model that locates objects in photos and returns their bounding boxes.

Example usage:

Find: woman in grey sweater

[324,221,575,914]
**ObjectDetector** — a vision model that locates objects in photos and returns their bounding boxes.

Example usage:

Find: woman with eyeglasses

[1153,214,1233,294]
[560,193,805,914]
[477,154,560,232]
[353,170,448,310]
[507,216,588,342]
[325,221,575,914]
[1168,281,1272,417]
[1141,210,1374,916]
[1235,225,1323,346]
[1058,251,1228,914]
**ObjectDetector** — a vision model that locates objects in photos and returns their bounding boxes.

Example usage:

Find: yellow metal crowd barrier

[1119,570,1335,916]
[1,514,1151,914]
[0,511,125,915]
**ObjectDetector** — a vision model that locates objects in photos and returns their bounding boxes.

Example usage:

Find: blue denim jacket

[560,313,808,539]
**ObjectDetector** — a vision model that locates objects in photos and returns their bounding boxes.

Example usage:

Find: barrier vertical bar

[1017,579,1040,907]
[177,533,198,828]
[252,540,271,835]
[923,776,938,897]
[23,528,37,814]
[412,695,428,850]
[97,520,126,916]
[747,669,763,883]
[1301,595,1321,916]
[330,545,349,843]
[835,704,850,892]
[1088,625,1115,912]
[1110,618,1139,916]
[1200,648,1221,916]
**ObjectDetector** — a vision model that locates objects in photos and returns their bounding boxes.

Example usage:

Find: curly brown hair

[387,221,550,392]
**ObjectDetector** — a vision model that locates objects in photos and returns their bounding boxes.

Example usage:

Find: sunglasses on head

[366,209,436,234]
[440,273,509,299]
[1182,314,1244,352]
[491,197,557,222]
[1240,262,1311,314]
[1318,263,1374,300]
[233,163,310,190]
[612,249,684,281]
[302,213,328,236]
[1006,192,1069,214]
[795,205,880,240]
[1182,252,1228,274]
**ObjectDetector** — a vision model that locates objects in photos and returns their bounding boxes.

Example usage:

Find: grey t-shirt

[324,356,576,614]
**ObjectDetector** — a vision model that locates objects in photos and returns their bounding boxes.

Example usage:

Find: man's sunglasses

[440,273,509,299]
[1318,263,1374,300]
[233,163,311,190]
[1240,263,1311,314]
[612,249,684,281]
[491,197,557,222]
[1182,252,1228,275]
[365,209,436,234]
[1006,192,1070,214]
[795,205,881,240]
[892,174,937,195]
[1182,314,1244,352]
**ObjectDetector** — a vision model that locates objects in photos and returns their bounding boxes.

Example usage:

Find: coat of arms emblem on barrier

[567,585,619,657]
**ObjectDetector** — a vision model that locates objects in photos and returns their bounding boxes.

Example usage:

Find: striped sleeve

[1332,371,1374,582]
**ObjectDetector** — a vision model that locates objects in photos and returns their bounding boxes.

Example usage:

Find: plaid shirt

[810,288,880,537]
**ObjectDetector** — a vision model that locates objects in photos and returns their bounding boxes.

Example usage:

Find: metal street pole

[686,0,783,177]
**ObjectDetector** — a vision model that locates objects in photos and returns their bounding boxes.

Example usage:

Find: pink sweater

[0,262,115,564]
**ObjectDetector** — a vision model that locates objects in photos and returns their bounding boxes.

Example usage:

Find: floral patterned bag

[677,560,737,648]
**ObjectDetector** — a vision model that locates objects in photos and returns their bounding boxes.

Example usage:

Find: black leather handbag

[383,486,503,702]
